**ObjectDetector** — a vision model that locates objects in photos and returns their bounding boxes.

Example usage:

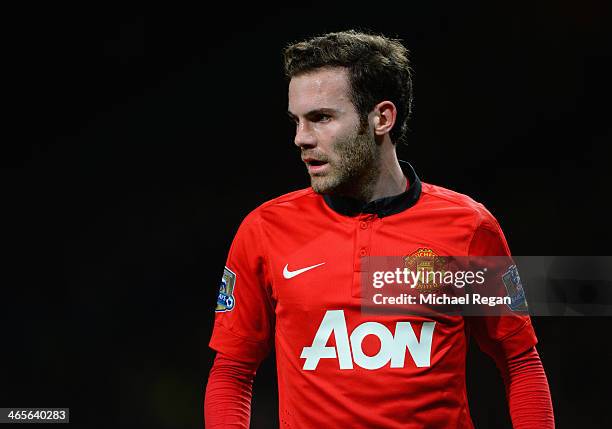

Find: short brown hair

[283,30,413,144]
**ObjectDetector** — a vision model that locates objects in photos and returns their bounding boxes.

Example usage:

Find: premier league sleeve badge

[215,267,237,312]
[502,264,528,311]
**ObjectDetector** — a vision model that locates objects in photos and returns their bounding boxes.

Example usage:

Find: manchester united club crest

[502,264,528,311]
[216,267,236,312]
[403,248,448,291]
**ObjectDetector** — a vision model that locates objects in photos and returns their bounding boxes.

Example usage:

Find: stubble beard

[310,125,379,199]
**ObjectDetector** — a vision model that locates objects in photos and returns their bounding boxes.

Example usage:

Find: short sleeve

[465,213,538,359]
[209,210,275,364]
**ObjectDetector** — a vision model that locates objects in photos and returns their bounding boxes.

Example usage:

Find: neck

[340,144,406,203]
[364,149,406,202]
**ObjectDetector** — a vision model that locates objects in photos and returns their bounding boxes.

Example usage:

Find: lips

[303,157,330,174]
[303,158,327,166]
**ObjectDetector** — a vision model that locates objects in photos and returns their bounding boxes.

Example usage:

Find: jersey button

[359,248,367,256]
[360,221,368,229]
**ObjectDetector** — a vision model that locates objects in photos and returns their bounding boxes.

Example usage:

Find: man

[205,30,554,428]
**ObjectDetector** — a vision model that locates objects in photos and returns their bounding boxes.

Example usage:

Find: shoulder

[419,182,500,231]
[257,187,317,210]
[239,187,319,226]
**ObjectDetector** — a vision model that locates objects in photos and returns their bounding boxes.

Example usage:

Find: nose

[294,121,317,149]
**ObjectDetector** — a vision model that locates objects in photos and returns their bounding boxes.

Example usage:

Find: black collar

[322,160,422,218]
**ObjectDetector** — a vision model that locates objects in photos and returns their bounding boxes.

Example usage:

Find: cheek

[321,123,353,145]
[311,126,338,149]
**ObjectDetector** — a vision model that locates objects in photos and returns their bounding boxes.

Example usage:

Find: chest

[265,212,473,310]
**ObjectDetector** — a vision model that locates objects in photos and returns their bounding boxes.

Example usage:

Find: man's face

[288,67,377,195]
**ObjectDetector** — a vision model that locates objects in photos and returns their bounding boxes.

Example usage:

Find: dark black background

[2,1,611,428]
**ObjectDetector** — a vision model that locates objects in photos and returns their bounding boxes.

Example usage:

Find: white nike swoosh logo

[283,262,326,279]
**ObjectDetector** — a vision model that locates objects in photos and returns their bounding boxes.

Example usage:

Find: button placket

[355,215,373,270]
[353,214,377,299]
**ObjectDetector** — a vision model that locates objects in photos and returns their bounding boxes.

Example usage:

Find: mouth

[303,158,330,175]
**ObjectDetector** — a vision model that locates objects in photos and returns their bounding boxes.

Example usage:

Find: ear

[371,101,397,137]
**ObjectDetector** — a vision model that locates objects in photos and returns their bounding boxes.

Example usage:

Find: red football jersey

[209,162,537,428]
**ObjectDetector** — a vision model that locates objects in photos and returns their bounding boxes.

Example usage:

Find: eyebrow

[287,108,340,119]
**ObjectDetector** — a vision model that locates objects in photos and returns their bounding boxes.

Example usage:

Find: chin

[310,177,342,195]
[310,182,327,194]
[310,178,330,194]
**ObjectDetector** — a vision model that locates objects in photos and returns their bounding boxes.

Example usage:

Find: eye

[314,113,331,123]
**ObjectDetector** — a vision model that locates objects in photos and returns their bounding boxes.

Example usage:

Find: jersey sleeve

[209,210,275,364]
[465,212,538,359]
[491,346,555,429]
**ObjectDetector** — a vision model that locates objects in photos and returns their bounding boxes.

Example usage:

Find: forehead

[288,67,352,114]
